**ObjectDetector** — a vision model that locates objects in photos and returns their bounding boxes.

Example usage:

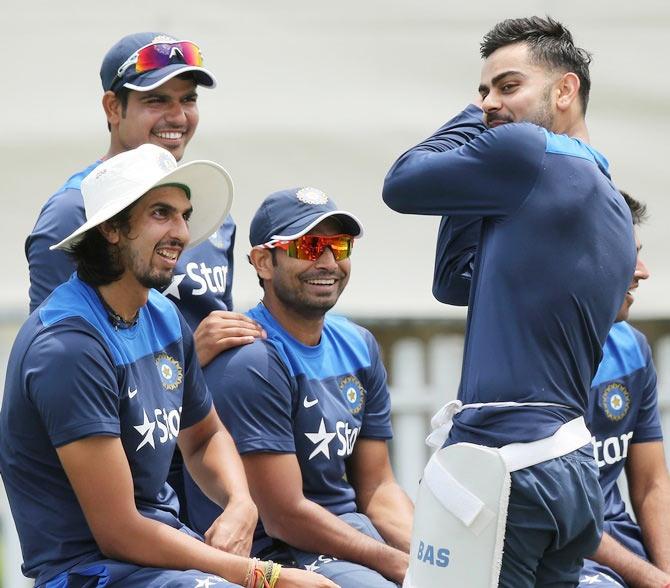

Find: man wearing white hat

[0,146,335,588]
[25,30,265,528]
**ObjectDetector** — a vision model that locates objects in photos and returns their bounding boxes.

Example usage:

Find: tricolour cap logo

[296,187,328,205]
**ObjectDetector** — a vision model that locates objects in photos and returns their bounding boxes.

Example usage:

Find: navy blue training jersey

[25,161,236,330]
[383,105,636,447]
[184,302,393,554]
[0,276,212,585]
[588,321,661,558]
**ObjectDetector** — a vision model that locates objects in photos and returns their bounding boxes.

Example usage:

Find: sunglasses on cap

[115,40,204,80]
[265,234,354,262]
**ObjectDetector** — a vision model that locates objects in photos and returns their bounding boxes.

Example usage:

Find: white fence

[2,324,670,587]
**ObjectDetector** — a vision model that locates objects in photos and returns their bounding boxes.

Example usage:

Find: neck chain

[95,288,139,330]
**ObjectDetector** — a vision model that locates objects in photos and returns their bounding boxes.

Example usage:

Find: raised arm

[382,105,544,218]
[432,216,482,305]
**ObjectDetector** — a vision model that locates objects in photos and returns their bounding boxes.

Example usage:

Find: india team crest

[155,353,183,390]
[296,187,328,205]
[601,382,630,421]
[339,375,366,415]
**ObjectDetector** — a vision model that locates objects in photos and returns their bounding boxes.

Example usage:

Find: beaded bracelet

[243,558,257,588]
[269,563,282,588]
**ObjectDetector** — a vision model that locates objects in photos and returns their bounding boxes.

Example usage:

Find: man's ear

[555,72,581,113]
[102,91,122,127]
[98,221,121,245]
[249,247,274,281]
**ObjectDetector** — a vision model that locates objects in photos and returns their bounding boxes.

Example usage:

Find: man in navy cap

[26,32,263,359]
[184,187,414,587]
[25,32,265,520]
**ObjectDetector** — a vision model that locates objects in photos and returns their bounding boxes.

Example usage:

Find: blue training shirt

[0,276,212,585]
[184,302,393,554]
[588,321,662,558]
[383,105,636,447]
[25,161,236,330]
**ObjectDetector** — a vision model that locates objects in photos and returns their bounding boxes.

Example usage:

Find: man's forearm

[635,484,670,573]
[360,481,413,553]
[102,510,250,583]
[592,532,670,588]
[182,419,251,509]
[266,499,408,583]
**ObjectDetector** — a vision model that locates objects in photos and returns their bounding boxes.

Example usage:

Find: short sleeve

[204,340,296,454]
[24,323,120,447]
[358,328,393,440]
[631,338,662,443]
[179,315,213,429]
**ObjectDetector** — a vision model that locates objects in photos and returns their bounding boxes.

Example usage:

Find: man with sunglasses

[183,187,414,587]
[25,31,264,524]
[26,31,264,368]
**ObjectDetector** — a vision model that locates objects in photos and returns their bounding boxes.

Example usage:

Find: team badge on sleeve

[601,382,630,421]
[155,353,183,390]
[338,375,366,415]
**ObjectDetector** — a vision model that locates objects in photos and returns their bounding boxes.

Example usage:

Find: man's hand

[276,567,341,587]
[204,497,258,556]
[194,311,266,367]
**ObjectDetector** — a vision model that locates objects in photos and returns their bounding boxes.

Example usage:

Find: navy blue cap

[100,32,216,93]
[250,187,364,247]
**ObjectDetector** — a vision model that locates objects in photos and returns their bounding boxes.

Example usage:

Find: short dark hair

[69,203,135,286]
[620,190,648,225]
[249,248,278,289]
[480,16,592,114]
[107,86,131,132]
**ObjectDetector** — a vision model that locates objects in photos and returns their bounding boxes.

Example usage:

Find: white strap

[426,400,569,450]
[498,417,591,472]
[423,453,495,534]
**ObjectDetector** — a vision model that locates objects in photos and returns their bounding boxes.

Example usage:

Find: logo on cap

[296,187,328,205]
[158,152,176,172]
[152,34,178,44]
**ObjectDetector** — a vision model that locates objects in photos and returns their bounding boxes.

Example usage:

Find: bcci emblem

[155,353,183,390]
[339,375,366,415]
[296,187,328,205]
[602,382,630,421]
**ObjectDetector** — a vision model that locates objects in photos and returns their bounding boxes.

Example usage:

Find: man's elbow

[262,507,301,543]
[382,177,414,214]
[432,277,470,306]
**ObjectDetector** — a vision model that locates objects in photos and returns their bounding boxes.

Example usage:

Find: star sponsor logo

[133,406,182,452]
[134,410,157,451]
[601,382,630,421]
[304,418,360,460]
[338,375,366,415]
[162,262,229,301]
[194,576,226,587]
[578,571,619,584]
[591,431,633,468]
[155,353,183,390]
[304,555,338,572]
[305,418,336,460]
[162,274,185,300]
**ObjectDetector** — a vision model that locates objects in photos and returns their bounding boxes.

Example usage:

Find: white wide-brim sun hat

[51,143,233,252]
